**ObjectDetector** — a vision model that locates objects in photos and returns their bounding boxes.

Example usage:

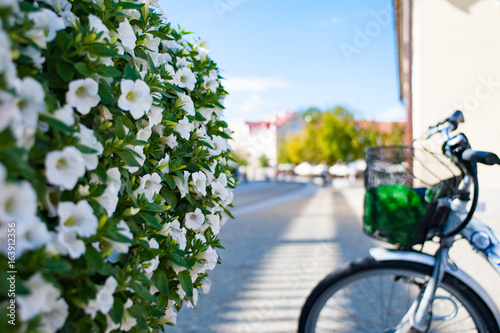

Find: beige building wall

[410,0,500,218]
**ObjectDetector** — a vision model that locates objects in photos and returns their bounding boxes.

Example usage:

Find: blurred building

[230,112,306,177]
[394,0,500,219]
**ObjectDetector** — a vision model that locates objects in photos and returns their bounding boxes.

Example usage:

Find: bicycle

[298,111,500,332]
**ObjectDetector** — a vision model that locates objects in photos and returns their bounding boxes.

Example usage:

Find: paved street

[171,181,500,333]
[171,181,378,332]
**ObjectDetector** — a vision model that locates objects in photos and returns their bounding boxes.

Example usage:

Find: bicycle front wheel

[298,257,499,333]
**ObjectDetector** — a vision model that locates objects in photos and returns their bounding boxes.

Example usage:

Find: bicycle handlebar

[422,110,499,238]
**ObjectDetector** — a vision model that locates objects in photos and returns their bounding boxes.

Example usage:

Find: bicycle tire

[298,257,499,333]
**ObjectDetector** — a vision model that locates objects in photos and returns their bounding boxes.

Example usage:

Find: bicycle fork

[394,238,454,333]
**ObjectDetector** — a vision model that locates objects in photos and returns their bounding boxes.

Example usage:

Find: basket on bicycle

[363,145,463,248]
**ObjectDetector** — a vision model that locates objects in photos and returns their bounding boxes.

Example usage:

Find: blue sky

[159,0,405,123]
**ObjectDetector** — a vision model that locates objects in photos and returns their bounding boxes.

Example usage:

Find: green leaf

[167,252,191,269]
[98,80,115,104]
[102,229,134,243]
[124,63,139,81]
[84,244,104,271]
[130,282,157,302]
[42,258,72,273]
[74,62,92,77]
[94,163,108,183]
[128,304,149,329]
[86,44,121,58]
[115,116,126,139]
[119,1,145,9]
[165,81,185,93]
[138,213,162,229]
[98,65,122,78]
[76,144,98,154]
[56,61,75,82]
[109,297,124,324]
[147,30,171,40]
[178,271,193,298]
[124,177,138,207]
[151,269,169,295]
[117,149,141,167]
[19,1,40,12]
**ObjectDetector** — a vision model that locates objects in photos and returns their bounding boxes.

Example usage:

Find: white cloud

[224,92,282,122]
[224,76,292,92]
[373,104,406,122]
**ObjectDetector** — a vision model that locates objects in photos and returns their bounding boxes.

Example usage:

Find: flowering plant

[0,0,234,332]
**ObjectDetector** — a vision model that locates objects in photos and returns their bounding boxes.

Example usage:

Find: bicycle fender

[369,247,500,328]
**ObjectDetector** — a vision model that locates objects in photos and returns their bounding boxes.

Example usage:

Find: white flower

[121,299,137,331]
[211,181,229,201]
[173,170,190,198]
[195,38,210,54]
[206,214,221,235]
[52,105,75,126]
[21,46,45,69]
[159,220,187,250]
[106,167,123,190]
[200,246,218,271]
[210,135,228,156]
[148,105,163,125]
[158,304,177,325]
[28,8,66,47]
[203,74,219,93]
[96,184,119,217]
[175,56,190,68]
[136,120,152,141]
[58,200,98,238]
[105,315,121,333]
[17,274,69,332]
[88,14,111,42]
[174,67,196,91]
[118,79,153,119]
[14,77,46,127]
[76,124,104,170]
[200,278,211,294]
[161,133,178,149]
[184,208,204,231]
[45,146,86,190]
[0,180,37,223]
[85,276,118,318]
[40,0,74,24]
[66,78,101,115]
[190,171,207,196]
[54,229,86,258]
[15,216,51,256]
[134,172,162,202]
[105,220,133,263]
[144,35,160,53]
[176,93,195,116]
[174,117,194,140]
[117,19,136,55]
[157,154,169,173]
[186,289,199,309]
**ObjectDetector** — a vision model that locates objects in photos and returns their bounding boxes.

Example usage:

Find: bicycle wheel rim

[302,264,490,333]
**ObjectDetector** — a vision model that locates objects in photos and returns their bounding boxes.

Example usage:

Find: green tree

[279,106,405,164]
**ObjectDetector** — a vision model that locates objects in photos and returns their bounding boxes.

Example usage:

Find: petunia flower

[184,208,204,231]
[134,172,162,202]
[58,200,98,238]
[157,154,169,173]
[117,19,136,55]
[75,124,104,171]
[27,8,65,48]
[173,170,190,198]
[174,67,196,91]
[176,93,195,116]
[85,276,118,318]
[190,171,207,196]
[66,78,101,115]
[174,117,194,140]
[117,79,153,119]
[45,146,86,190]
[17,273,68,332]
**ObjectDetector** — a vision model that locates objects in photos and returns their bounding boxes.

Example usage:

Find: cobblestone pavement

[170,181,500,332]
[170,182,378,332]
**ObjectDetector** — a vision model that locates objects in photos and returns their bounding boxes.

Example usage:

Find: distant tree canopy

[278,106,405,164]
